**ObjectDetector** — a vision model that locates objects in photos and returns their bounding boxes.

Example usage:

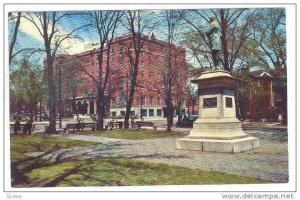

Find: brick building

[237,70,275,121]
[49,33,189,119]
[186,69,282,122]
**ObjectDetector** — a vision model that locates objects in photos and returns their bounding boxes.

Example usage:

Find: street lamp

[140,92,143,121]
[56,67,62,129]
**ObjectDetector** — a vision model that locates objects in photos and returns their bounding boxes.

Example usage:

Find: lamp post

[39,99,42,121]
[140,92,143,121]
[59,68,62,128]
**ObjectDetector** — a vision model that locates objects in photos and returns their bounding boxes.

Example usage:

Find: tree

[10,59,45,121]
[148,10,188,131]
[121,10,156,128]
[179,9,254,71]
[24,12,86,133]
[78,11,123,130]
[186,80,198,116]
[8,12,21,66]
[250,8,287,124]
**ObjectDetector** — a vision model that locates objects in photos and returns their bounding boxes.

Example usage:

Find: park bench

[136,121,157,130]
[108,121,123,130]
[82,123,96,131]
[10,123,35,134]
[63,122,97,133]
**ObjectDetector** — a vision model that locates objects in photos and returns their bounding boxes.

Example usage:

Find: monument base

[176,136,259,153]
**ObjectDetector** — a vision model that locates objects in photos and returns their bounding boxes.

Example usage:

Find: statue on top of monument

[206,16,221,70]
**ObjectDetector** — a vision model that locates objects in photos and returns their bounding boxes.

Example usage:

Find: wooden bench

[64,122,97,133]
[108,121,123,130]
[136,121,157,130]
[10,123,35,134]
[82,123,96,131]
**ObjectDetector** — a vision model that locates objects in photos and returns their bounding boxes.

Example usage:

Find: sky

[8,9,208,67]
[8,8,286,70]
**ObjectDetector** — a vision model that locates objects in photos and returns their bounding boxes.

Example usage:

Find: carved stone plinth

[176,70,259,153]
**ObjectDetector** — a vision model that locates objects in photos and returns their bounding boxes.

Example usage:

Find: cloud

[13,12,87,55]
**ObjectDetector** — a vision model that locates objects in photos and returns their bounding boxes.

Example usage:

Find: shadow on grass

[11,138,100,187]
[11,135,271,187]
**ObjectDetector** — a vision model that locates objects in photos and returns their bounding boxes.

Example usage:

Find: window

[157,109,162,116]
[111,65,115,75]
[157,97,160,105]
[141,61,144,66]
[142,109,147,117]
[149,109,154,117]
[156,109,162,117]
[141,70,144,76]
[141,96,146,106]
[111,47,114,53]
[111,111,116,117]
[111,55,114,61]
[111,98,116,107]
[111,83,115,89]
[150,96,153,105]
[120,80,124,88]
[119,93,126,107]
[120,111,125,117]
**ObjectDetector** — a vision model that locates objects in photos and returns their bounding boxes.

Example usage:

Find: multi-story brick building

[50,33,189,119]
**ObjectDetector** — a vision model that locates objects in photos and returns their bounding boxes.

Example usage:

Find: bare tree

[24,12,87,133]
[251,8,287,124]
[77,11,123,130]
[179,8,254,71]
[8,12,21,66]
[121,10,157,128]
[148,10,188,131]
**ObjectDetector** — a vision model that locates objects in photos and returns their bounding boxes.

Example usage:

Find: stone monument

[176,70,259,153]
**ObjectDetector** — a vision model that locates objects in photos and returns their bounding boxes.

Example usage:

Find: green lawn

[10,134,272,187]
[23,157,270,187]
[11,134,99,161]
[81,129,179,140]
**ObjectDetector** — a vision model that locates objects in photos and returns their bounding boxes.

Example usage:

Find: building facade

[49,33,189,119]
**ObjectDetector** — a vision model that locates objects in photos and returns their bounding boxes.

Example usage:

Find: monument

[176,17,259,153]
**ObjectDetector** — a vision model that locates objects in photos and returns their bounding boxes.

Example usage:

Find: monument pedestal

[176,70,259,153]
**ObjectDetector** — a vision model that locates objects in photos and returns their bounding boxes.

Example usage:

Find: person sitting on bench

[23,120,33,135]
[14,118,21,134]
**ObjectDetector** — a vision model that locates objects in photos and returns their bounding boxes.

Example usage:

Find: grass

[23,157,270,187]
[80,129,179,140]
[10,134,99,161]
[10,134,272,187]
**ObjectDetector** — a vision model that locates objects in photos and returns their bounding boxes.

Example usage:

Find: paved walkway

[28,127,288,183]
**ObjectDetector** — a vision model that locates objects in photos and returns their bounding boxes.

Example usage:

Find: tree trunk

[29,104,34,122]
[124,77,137,129]
[281,87,287,125]
[96,87,106,131]
[45,48,56,133]
[166,105,173,131]
[220,9,230,71]
[9,12,21,66]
